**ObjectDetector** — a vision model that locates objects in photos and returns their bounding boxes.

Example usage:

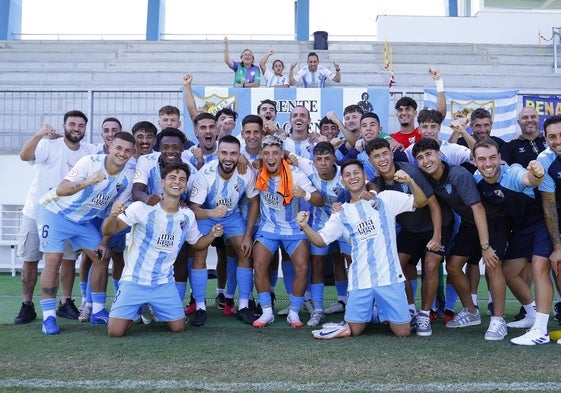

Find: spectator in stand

[224,37,260,88]
[289,52,340,88]
[259,50,290,88]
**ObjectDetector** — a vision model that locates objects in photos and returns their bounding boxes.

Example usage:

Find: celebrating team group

[13,65,561,346]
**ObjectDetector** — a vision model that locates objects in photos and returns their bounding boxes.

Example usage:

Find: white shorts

[17,214,77,261]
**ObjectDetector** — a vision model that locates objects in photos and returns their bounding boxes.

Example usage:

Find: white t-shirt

[21,138,96,219]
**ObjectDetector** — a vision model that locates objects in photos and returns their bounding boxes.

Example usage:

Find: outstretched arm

[182,73,198,123]
[224,36,234,69]
[259,50,273,74]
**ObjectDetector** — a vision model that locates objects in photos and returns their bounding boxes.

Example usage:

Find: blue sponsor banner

[182,87,389,142]
[522,95,561,131]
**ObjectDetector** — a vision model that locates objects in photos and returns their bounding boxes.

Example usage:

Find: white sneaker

[140,304,153,325]
[303,299,315,314]
[446,307,481,328]
[324,300,345,314]
[312,321,351,340]
[485,316,507,341]
[416,314,432,337]
[277,305,290,316]
[307,311,325,327]
[78,305,92,322]
[506,316,536,329]
[510,327,550,346]
[78,301,87,314]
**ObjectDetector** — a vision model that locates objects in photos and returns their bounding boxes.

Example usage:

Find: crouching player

[102,162,223,337]
[296,159,428,339]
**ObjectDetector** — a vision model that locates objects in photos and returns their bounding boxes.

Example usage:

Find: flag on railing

[423,89,519,141]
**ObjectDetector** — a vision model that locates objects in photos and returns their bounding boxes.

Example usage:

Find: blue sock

[79,281,87,300]
[92,292,107,314]
[282,261,294,296]
[226,257,238,298]
[191,268,208,305]
[236,267,253,301]
[258,291,272,309]
[335,281,348,301]
[40,298,57,319]
[310,283,324,311]
[113,278,119,293]
[445,284,458,311]
[175,282,187,301]
[270,270,278,291]
[86,266,93,303]
[290,295,304,313]
[410,279,418,300]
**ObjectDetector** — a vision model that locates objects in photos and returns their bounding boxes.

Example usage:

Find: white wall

[377,11,561,45]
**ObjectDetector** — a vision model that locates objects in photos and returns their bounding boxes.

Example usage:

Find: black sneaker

[191,309,207,327]
[14,302,37,324]
[554,302,561,323]
[237,307,257,324]
[56,298,79,320]
[215,293,226,310]
[512,306,527,321]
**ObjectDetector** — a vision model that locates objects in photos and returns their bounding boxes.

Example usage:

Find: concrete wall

[377,11,561,45]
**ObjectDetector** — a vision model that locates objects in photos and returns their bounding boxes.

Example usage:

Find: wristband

[304,191,311,201]
[435,78,444,92]
[336,68,341,72]
[369,190,377,196]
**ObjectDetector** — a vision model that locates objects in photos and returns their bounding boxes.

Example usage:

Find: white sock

[288,310,300,321]
[238,298,249,309]
[534,312,549,333]
[216,288,224,295]
[92,302,105,314]
[43,309,56,320]
[523,302,536,318]
[487,291,493,304]
[471,294,478,306]
[261,306,273,319]
[408,304,417,314]
[196,302,206,311]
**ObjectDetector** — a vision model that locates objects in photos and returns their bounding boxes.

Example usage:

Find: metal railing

[554,27,561,73]
[0,89,415,154]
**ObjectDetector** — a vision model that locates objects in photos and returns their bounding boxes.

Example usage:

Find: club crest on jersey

[494,189,504,198]
[400,183,409,193]
[67,167,79,178]
[155,233,175,252]
[133,169,142,180]
[116,183,124,191]
[234,183,242,192]
[444,184,453,194]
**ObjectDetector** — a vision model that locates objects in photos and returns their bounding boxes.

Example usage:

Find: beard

[219,160,236,174]
[64,129,85,143]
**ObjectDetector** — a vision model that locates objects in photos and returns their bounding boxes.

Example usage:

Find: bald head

[517,107,540,136]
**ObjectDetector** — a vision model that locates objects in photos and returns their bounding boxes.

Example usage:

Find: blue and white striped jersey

[318,190,414,289]
[119,202,202,285]
[39,154,134,223]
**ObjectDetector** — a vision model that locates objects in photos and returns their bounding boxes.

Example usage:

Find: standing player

[102,162,223,337]
[36,132,136,334]
[289,142,348,327]
[412,138,497,332]
[251,135,324,328]
[14,110,96,324]
[297,159,428,339]
[188,135,260,326]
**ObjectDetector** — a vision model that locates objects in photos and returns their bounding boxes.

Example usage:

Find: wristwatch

[481,243,490,251]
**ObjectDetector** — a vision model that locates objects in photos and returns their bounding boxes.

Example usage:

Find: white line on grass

[1,379,561,391]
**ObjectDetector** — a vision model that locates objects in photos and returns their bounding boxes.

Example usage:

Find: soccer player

[412,138,497,331]
[511,115,561,345]
[367,138,445,337]
[251,135,324,328]
[14,110,96,324]
[188,135,260,326]
[289,142,348,326]
[36,132,136,335]
[132,121,157,159]
[297,159,428,339]
[472,138,544,340]
[103,162,223,337]
[97,117,122,154]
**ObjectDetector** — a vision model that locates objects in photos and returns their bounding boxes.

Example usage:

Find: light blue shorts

[109,281,184,322]
[345,282,410,324]
[310,239,348,256]
[92,216,129,252]
[197,213,246,240]
[35,205,100,253]
[255,236,308,257]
